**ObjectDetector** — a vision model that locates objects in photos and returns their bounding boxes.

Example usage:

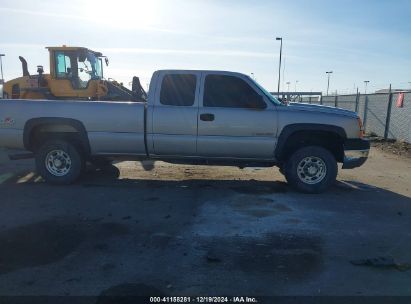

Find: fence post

[363,95,368,132]
[384,84,393,140]
[334,95,338,108]
[355,88,359,113]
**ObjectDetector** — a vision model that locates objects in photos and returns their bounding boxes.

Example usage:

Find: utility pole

[364,80,370,94]
[282,56,286,95]
[295,80,299,92]
[326,71,333,96]
[0,54,4,99]
[0,54,5,86]
[276,37,283,98]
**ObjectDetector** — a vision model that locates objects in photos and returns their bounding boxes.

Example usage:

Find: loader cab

[51,47,104,89]
[47,46,107,98]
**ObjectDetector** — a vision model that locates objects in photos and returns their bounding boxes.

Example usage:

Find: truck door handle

[200,113,215,121]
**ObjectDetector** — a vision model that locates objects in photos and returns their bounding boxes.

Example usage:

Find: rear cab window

[160,74,197,106]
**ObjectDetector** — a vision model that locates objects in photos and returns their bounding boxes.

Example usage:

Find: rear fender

[23,117,90,155]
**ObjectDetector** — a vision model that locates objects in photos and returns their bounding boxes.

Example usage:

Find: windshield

[247,76,283,106]
[78,51,103,82]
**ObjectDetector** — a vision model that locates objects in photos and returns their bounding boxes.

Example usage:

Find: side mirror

[105,57,109,66]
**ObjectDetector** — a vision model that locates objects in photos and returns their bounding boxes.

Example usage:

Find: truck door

[151,72,200,156]
[197,73,277,160]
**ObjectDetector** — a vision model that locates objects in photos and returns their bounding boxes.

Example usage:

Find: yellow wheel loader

[2,46,147,102]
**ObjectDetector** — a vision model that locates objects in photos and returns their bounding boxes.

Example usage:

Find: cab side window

[160,74,196,106]
[203,75,266,109]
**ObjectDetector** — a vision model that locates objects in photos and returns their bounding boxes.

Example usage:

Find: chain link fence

[301,92,411,143]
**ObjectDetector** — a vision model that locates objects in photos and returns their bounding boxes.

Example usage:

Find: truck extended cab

[0,70,369,193]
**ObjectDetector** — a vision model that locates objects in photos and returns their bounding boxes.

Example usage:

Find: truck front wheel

[284,146,337,194]
[35,140,85,185]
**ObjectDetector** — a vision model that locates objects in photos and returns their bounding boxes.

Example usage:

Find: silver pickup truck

[0,70,369,193]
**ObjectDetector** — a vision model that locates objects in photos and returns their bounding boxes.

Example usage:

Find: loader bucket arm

[132,76,148,100]
[19,56,30,77]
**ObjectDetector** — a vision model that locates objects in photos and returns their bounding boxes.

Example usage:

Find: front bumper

[342,139,370,169]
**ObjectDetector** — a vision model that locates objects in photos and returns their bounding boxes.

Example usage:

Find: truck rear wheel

[35,140,85,185]
[284,146,337,194]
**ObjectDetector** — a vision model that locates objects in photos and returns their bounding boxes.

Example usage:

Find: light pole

[295,80,299,92]
[0,54,5,86]
[364,80,370,94]
[326,71,333,96]
[276,37,283,98]
[285,81,291,102]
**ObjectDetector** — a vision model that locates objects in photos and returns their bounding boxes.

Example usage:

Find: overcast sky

[0,0,410,94]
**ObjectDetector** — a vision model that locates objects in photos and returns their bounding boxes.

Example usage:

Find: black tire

[35,140,85,185]
[284,146,337,194]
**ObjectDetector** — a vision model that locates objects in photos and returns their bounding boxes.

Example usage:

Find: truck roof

[154,69,246,77]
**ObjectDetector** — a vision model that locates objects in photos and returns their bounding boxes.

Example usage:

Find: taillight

[358,117,365,138]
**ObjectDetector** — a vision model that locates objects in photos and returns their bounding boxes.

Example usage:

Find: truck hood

[287,102,358,118]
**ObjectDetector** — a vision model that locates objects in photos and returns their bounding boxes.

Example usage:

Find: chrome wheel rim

[45,150,72,176]
[297,156,327,185]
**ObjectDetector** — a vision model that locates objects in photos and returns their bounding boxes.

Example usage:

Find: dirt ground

[370,136,411,159]
[0,146,410,300]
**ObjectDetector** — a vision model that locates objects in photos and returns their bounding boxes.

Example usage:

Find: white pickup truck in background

[0,70,369,193]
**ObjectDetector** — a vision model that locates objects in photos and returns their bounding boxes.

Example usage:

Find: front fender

[275,123,347,159]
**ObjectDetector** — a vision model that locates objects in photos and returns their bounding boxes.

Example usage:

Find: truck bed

[0,99,146,155]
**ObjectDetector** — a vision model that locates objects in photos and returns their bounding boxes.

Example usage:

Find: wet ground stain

[144,197,160,202]
[94,243,110,251]
[97,222,130,237]
[0,221,83,274]
[201,233,323,280]
[230,181,288,194]
[232,197,275,207]
[232,196,293,217]
[244,209,277,217]
[0,220,130,275]
[101,262,116,271]
[96,283,166,304]
[284,218,302,224]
